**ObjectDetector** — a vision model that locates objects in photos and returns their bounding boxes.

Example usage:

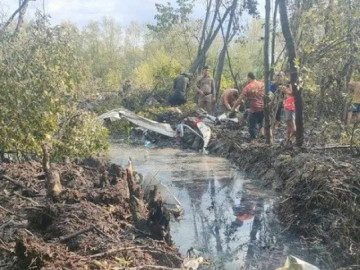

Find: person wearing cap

[170,71,191,106]
[217,88,240,115]
[196,66,215,113]
[232,72,265,140]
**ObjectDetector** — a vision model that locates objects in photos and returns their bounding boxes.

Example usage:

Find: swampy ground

[109,143,322,270]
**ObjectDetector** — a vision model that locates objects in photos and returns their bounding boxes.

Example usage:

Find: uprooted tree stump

[42,144,62,198]
[0,158,182,269]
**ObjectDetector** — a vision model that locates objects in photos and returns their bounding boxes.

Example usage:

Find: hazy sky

[0,0,266,28]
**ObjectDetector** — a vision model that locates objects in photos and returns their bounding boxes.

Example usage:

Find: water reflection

[109,144,272,269]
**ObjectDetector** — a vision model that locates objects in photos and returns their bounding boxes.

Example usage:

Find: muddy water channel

[109,143,317,270]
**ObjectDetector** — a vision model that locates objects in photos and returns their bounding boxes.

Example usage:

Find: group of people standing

[171,66,296,142]
[170,65,215,112]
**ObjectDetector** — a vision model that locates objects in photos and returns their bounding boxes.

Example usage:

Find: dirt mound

[276,152,360,269]
[0,158,182,269]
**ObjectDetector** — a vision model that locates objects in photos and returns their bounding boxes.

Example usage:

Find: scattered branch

[128,266,181,270]
[58,226,95,243]
[88,245,147,258]
[0,204,22,218]
[0,174,39,196]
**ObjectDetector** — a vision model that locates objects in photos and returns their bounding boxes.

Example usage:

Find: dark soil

[0,158,182,270]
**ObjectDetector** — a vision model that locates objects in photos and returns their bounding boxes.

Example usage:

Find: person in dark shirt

[170,72,191,106]
[120,79,131,96]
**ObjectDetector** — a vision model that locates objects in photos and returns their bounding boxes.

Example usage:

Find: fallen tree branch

[88,245,148,258]
[92,226,117,242]
[0,245,11,253]
[1,174,27,189]
[0,174,38,196]
[0,237,11,252]
[13,191,39,205]
[0,204,22,218]
[313,145,353,150]
[0,219,26,230]
[58,226,94,243]
[128,266,181,270]
[119,220,152,237]
[58,225,118,243]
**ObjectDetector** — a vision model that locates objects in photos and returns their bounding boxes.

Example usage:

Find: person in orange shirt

[232,72,265,140]
[281,83,296,141]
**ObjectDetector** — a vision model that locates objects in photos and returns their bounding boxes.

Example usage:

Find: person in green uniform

[196,66,215,114]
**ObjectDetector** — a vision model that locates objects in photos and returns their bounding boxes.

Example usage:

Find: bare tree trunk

[193,0,218,74]
[279,0,304,146]
[214,0,237,102]
[215,49,226,101]
[318,0,334,118]
[264,0,272,144]
[343,0,356,123]
[1,0,33,32]
[225,43,239,90]
[14,0,29,36]
[218,2,240,90]
[197,0,212,58]
[324,0,333,35]
[270,0,279,81]
[318,77,327,117]
[42,144,62,198]
[190,4,231,73]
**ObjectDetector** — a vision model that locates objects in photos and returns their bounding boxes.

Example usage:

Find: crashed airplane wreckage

[99,108,212,152]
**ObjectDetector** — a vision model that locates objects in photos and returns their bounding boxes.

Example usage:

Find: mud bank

[207,131,360,270]
[0,158,182,269]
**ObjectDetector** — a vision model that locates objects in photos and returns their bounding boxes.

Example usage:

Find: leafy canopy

[0,14,108,159]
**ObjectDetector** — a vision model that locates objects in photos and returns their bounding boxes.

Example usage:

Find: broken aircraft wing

[99,108,176,137]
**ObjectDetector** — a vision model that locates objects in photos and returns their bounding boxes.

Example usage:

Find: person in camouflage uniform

[196,66,215,114]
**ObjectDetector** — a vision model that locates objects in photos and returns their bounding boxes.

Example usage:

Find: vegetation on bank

[0,15,109,160]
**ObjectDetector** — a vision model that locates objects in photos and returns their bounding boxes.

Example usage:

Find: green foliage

[340,124,360,147]
[290,0,360,119]
[53,110,109,158]
[103,118,133,139]
[313,120,360,148]
[148,0,195,33]
[74,11,268,95]
[81,18,123,92]
[0,15,108,159]
[229,19,269,82]
[132,47,182,88]
[317,121,345,144]
[220,73,237,90]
